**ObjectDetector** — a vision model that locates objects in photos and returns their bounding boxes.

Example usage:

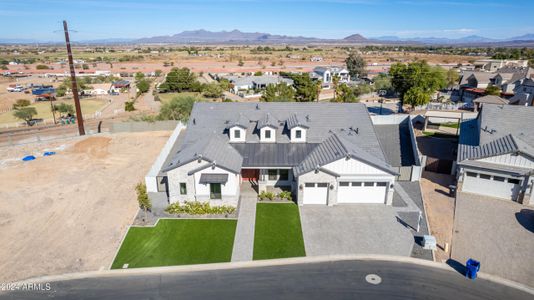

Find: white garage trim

[337,181,388,204]
[303,182,328,205]
[462,171,521,201]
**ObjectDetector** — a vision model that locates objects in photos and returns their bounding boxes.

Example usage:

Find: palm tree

[315,80,322,102]
[332,74,340,102]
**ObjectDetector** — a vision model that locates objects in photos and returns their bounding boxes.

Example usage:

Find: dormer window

[234,129,241,139]
[229,126,246,142]
[265,130,271,139]
[295,130,302,139]
[287,113,309,143]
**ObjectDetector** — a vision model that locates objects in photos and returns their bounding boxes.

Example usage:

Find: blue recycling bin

[466,259,480,280]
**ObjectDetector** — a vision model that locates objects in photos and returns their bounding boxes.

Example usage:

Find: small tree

[125,101,135,112]
[13,107,37,126]
[158,94,201,122]
[53,103,74,116]
[260,83,295,102]
[202,82,223,98]
[136,79,150,95]
[135,183,151,221]
[485,85,501,96]
[345,51,367,78]
[12,99,31,109]
[332,74,340,102]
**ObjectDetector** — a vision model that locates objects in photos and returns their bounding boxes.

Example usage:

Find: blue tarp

[43,151,56,156]
[32,87,55,95]
[22,155,36,161]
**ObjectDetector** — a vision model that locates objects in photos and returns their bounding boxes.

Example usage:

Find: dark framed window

[180,183,187,195]
[466,172,477,177]
[508,178,520,184]
[364,182,374,187]
[376,182,387,187]
[279,169,289,181]
[210,183,222,199]
[339,182,350,187]
[234,129,241,139]
[268,169,278,180]
[295,130,302,139]
[493,176,505,182]
[265,130,272,139]
[352,182,362,187]
[317,183,328,188]
[479,174,491,180]
[305,183,315,188]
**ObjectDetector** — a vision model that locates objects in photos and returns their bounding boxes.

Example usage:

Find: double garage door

[338,181,388,204]
[462,171,521,201]
[302,181,388,205]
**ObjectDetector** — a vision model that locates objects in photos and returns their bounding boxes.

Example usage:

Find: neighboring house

[160,102,423,207]
[311,66,350,87]
[473,59,529,72]
[456,104,534,205]
[110,80,130,94]
[508,78,534,106]
[225,75,293,95]
[473,95,508,112]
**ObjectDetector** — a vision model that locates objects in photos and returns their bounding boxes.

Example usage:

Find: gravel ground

[0,131,170,282]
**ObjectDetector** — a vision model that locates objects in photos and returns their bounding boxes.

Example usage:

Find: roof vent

[193,118,196,125]
[305,115,310,122]
[256,103,260,110]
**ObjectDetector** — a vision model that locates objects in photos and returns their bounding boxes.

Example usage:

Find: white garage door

[303,183,328,205]
[462,171,521,201]
[337,181,387,204]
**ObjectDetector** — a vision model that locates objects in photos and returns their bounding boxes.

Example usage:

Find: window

[339,182,350,187]
[268,169,278,180]
[317,183,328,188]
[279,169,289,181]
[493,176,505,182]
[466,172,477,177]
[376,182,387,187]
[210,183,221,199]
[508,178,520,184]
[180,183,187,195]
[479,174,491,180]
[265,130,272,139]
[234,129,241,139]
[364,182,374,187]
[352,182,362,187]
[305,183,315,188]
[295,130,302,139]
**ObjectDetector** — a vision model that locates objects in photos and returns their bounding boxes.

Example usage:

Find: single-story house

[160,102,417,207]
[456,104,534,205]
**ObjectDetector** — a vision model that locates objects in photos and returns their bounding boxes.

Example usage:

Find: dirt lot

[0,131,170,282]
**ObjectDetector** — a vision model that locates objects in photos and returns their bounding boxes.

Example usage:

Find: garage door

[303,183,328,205]
[337,181,387,204]
[462,171,521,201]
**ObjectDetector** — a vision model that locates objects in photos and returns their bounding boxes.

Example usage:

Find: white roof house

[311,66,350,87]
[159,102,422,207]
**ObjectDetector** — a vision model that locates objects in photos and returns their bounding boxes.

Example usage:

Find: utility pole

[63,20,85,136]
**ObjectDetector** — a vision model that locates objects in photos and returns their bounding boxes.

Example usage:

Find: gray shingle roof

[164,102,388,175]
[227,113,250,129]
[286,113,310,129]
[473,95,508,105]
[458,104,534,163]
[293,133,397,176]
[374,122,416,167]
[257,112,279,129]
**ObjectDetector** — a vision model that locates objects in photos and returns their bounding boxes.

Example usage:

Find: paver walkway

[231,185,257,262]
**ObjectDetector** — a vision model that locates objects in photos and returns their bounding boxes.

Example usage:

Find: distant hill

[343,34,368,42]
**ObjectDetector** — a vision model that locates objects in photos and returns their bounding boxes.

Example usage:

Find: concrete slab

[452,192,534,287]
[299,205,413,257]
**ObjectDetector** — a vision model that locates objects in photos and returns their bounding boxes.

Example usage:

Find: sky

[1,0,534,41]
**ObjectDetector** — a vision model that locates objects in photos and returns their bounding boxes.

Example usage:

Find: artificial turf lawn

[253,203,306,260]
[111,219,237,269]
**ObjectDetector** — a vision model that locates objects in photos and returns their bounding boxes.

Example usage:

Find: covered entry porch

[240,168,295,194]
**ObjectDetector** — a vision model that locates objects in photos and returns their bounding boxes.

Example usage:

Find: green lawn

[111,219,237,269]
[439,122,460,129]
[253,203,306,260]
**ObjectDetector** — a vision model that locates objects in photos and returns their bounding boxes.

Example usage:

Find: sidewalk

[231,185,257,261]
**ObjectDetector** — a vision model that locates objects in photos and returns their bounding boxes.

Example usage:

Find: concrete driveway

[452,193,534,287]
[299,205,414,257]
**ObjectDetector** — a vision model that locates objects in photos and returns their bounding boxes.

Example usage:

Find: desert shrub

[125,101,135,111]
[165,201,235,215]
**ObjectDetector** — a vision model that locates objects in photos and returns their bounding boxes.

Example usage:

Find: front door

[241,169,259,182]
[210,183,222,199]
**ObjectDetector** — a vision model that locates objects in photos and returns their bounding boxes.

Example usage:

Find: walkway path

[231,184,257,262]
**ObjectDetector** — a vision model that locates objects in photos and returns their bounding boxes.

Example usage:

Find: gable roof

[286,113,310,129]
[257,112,279,129]
[293,133,397,176]
[163,102,389,176]
[473,95,508,105]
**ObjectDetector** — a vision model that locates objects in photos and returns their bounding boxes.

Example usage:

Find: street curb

[15,255,534,295]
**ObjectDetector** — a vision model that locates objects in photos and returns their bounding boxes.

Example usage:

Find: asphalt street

[2,259,532,300]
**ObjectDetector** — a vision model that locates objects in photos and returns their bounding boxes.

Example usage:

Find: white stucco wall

[323,157,390,176]
[290,126,307,143]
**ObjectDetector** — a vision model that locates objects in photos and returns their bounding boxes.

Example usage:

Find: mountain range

[2,30,534,46]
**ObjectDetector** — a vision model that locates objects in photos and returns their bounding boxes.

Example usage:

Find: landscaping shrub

[136,182,151,220]
[278,191,292,201]
[165,201,235,215]
[259,191,275,201]
[125,101,135,111]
